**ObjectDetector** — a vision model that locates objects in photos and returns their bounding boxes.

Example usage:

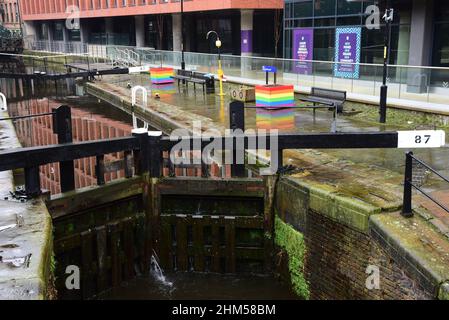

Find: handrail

[106,45,449,71]
[24,41,449,72]
[402,151,449,217]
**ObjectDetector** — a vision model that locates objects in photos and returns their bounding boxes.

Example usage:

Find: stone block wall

[274,176,445,300]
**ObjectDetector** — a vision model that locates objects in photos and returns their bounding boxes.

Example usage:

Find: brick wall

[302,210,432,300]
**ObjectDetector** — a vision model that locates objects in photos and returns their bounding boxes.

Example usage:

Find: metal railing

[0,100,406,197]
[23,41,449,107]
[402,151,449,218]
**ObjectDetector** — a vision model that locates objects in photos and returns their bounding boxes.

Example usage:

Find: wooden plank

[124,151,133,178]
[81,230,94,299]
[176,216,188,271]
[211,216,221,273]
[109,222,121,287]
[0,136,139,172]
[157,177,265,198]
[48,177,143,220]
[95,225,108,293]
[160,215,264,230]
[263,176,276,272]
[122,218,135,280]
[225,217,236,273]
[192,216,204,272]
[96,155,105,186]
[159,217,173,271]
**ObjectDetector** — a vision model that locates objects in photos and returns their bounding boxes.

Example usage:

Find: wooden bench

[171,70,214,94]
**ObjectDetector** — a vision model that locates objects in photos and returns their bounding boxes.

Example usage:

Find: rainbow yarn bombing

[150,67,175,84]
[255,85,294,108]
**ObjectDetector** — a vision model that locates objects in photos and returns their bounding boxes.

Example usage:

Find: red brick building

[0,0,21,33]
[19,0,284,56]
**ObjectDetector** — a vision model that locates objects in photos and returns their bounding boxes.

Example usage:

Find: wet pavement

[0,111,53,300]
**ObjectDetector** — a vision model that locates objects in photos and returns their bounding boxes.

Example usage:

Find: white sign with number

[129,65,150,74]
[397,130,446,148]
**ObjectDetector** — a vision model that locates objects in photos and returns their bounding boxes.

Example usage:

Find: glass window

[434,1,449,22]
[363,1,377,12]
[294,1,313,18]
[313,28,335,61]
[433,23,449,66]
[314,17,335,27]
[285,29,292,59]
[54,23,64,41]
[337,0,361,15]
[294,19,313,28]
[314,0,336,17]
[68,29,81,42]
[337,16,361,26]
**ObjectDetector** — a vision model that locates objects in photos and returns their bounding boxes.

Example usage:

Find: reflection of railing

[402,152,449,218]
[25,40,87,54]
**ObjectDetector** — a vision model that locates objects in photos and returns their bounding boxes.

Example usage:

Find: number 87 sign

[397,130,446,148]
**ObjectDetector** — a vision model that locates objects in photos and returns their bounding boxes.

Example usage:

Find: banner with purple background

[333,27,361,79]
[241,30,253,54]
[292,28,314,75]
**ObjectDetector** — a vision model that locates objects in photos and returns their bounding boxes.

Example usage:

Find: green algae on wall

[274,216,310,299]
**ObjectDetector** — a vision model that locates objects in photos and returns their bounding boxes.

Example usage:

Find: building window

[284,0,411,66]
[433,1,449,67]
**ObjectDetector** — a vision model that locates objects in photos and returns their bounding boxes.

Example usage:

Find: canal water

[99,273,296,300]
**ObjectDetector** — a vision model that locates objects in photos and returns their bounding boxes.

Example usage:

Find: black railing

[402,151,449,218]
[0,112,55,122]
[0,101,404,197]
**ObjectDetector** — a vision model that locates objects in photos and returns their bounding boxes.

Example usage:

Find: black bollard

[229,101,246,177]
[53,105,75,193]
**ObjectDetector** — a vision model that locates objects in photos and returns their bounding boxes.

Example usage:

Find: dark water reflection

[98,273,298,300]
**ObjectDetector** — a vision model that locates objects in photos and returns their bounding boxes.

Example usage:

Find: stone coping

[370,212,449,300]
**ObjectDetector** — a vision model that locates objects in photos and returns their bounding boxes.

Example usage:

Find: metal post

[229,101,245,177]
[380,4,393,124]
[181,0,186,71]
[25,166,41,197]
[96,155,105,186]
[132,128,150,175]
[402,151,414,218]
[148,132,162,178]
[53,105,75,193]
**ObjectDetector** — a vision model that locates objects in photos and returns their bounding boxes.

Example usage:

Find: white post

[131,86,150,130]
[0,93,7,112]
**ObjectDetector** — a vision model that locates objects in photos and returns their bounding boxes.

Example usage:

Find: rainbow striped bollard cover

[150,67,175,84]
[255,85,295,108]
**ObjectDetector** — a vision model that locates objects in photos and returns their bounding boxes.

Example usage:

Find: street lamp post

[379,5,394,124]
[207,30,225,97]
[181,0,185,71]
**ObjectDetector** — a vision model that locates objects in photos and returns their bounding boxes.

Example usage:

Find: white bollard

[131,85,150,130]
[0,93,7,112]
